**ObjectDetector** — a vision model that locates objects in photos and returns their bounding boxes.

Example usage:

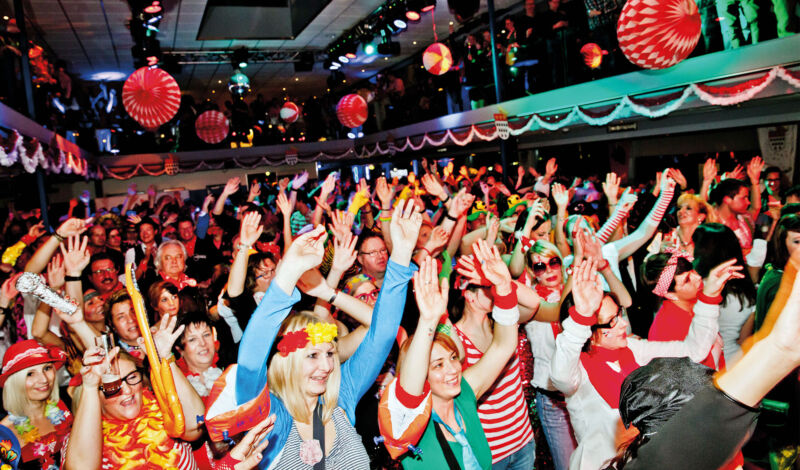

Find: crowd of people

[0,154,798,469]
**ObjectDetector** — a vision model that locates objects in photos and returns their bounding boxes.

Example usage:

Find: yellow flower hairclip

[306,322,338,345]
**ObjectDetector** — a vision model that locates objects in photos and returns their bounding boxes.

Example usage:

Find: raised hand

[390,199,423,262]
[80,346,119,389]
[202,194,215,213]
[331,232,358,273]
[230,414,276,470]
[27,222,46,240]
[145,313,185,360]
[545,158,558,178]
[602,173,621,204]
[517,165,525,179]
[668,168,687,189]
[319,173,337,199]
[427,226,450,252]
[552,183,569,210]
[495,182,511,197]
[276,191,292,217]
[747,156,765,184]
[726,164,745,181]
[485,213,500,243]
[376,176,396,209]
[571,259,604,318]
[448,188,475,219]
[60,235,91,276]
[56,218,88,239]
[703,158,717,183]
[283,225,328,273]
[223,177,241,196]
[47,254,66,290]
[421,173,446,200]
[413,256,449,323]
[52,297,84,325]
[329,210,355,241]
[128,214,142,225]
[278,177,290,193]
[239,212,263,246]
[479,181,491,196]
[617,187,638,212]
[702,258,745,298]
[248,181,261,202]
[292,170,309,190]
[659,170,676,194]
[0,273,22,308]
[472,238,512,289]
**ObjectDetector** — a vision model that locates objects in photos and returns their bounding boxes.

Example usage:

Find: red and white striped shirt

[454,326,534,463]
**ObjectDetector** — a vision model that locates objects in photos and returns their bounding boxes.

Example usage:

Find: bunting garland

[0,130,90,176]
[99,64,800,179]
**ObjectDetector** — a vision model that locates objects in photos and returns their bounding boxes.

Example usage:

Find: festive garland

[99,64,800,179]
[0,130,90,176]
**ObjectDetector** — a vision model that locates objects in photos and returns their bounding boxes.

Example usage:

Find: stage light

[406,9,420,21]
[363,40,377,55]
[144,1,162,14]
[393,18,407,29]
[338,55,349,64]
[421,0,436,12]
[231,47,250,69]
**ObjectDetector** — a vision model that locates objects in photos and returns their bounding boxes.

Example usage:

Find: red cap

[0,340,66,387]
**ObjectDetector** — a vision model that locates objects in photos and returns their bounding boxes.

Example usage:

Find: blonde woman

[0,340,71,470]
[225,199,420,468]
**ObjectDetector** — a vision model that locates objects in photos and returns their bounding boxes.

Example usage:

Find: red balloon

[195,110,229,144]
[423,42,453,75]
[280,102,300,123]
[336,94,368,128]
[617,0,701,70]
[122,67,181,129]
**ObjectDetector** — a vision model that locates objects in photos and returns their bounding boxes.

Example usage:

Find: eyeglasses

[255,267,275,280]
[359,248,388,258]
[592,311,623,331]
[101,369,143,398]
[91,267,117,275]
[355,289,380,302]
[532,257,562,275]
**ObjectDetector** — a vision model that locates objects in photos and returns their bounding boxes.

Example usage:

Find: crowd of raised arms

[0,155,799,470]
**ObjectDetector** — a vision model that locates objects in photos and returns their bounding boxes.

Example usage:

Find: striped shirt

[454,326,534,463]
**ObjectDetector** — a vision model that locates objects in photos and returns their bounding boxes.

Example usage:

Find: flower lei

[7,401,70,470]
[277,322,338,356]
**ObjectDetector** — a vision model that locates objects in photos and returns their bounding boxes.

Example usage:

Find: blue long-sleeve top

[235,259,415,468]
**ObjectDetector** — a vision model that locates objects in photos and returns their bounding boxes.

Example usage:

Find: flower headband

[277,322,339,356]
[652,248,694,297]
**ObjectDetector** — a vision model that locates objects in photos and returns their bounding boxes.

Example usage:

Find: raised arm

[462,239,520,399]
[213,177,240,216]
[24,218,87,274]
[64,347,110,470]
[226,212,263,298]
[376,176,396,253]
[339,199,420,409]
[550,260,605,396]
[275,191,294,253]
[509,201,546,277]
[552,183,571,258]
[612,173,676,261]
[746,156,764,221]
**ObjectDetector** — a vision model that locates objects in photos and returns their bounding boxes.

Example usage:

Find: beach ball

[422,42,453,75]
[336,94,368,128]
[280,102,300,123]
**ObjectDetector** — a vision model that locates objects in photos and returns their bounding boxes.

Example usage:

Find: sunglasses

[532,257,562,276]
[592,311,622,332]
[355,289,380,302]
[101,369,144,398]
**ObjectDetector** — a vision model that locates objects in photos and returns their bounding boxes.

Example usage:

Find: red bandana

[580,346,639,409]
[159,272,197,290]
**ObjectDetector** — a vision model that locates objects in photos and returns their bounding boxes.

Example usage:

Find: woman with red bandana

[0,340,71,470]
[550,257,742,470]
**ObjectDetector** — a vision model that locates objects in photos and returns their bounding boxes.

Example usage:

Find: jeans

[492,437,536,470]
[716,0,760,49]
[536,391,577,470]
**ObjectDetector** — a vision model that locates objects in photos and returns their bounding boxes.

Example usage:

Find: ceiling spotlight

[338,55,349,64]
[406,9,421,21]
[393,18,407,29]
[421,0,436,12]
[363,40,377,56]
[144,1,162,14]
[231,47,250,69]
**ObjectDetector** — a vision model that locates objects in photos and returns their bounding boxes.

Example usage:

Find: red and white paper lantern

[422,42,453,75]
[617,0,701,70]
[195,110,229,144]
[280,102,300,123]
[122,67,181,129]
[336,94,368,128]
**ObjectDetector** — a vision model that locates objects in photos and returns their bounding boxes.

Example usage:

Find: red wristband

[569,306,597,326]
[597,260,609,271]
[697,291,723,305]
[20,234,36,245]
[491,282,518,309]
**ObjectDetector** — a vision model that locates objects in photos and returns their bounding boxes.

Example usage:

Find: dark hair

[175,310,214,349]
[104,291,132,333]
[137,217,158,231]
[89,251,120,273]
[708,178,747,206]
[785,185,800,199]
[176,216,195,227]
[245,252,278,293]
[781,203,800,217]
[355,231,384,254]
[763,166,781,177]
[560,291,621,353]
[640,253,694,294]
[771,214,800,268]
[692,223,755,307]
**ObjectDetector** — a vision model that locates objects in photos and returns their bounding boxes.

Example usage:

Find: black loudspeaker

[294,52,315,72]
[448,0,479,23]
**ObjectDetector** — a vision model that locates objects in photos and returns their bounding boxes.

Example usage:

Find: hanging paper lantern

[122,67,181,129]
[336,94,368,128]
[617,0,701,70]
[195,110,229,144]
[280,102,300,123]
[580,43,607,69]
[422,42,453,75]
